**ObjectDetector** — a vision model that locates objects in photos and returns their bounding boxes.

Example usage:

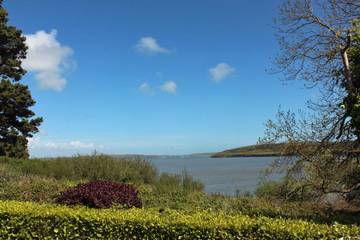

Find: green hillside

[212,143,290,158]
[212,142,360,158]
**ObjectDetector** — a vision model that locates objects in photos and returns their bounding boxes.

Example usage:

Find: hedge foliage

[0,201,359,239]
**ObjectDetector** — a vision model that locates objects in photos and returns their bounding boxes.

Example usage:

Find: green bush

[256,178,317,201]
[0,200,358,239]
[155,170,204,194]
[255,180,285,199]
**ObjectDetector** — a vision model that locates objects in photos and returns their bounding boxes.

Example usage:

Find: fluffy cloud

[135,37,169,54]
[28,137,95,150]
[22,30,74,91]
[160,81,177,94]
[139,82,154,95]
[209,63,235,82]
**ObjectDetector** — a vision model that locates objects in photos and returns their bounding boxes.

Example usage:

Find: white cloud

[139,80,177,95]
[22,30,74,91]
[28,137,102,157]
[139,82,154,95]
[68,141,95,149]
[209,63,235,82]
[160,81,177,94]
[135,37,169,54]
[28,137,95,150]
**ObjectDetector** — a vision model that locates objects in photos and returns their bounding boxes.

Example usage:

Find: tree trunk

[342,49,354,91]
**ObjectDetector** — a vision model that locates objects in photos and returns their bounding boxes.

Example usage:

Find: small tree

[262,0,360,204]
[274,0,360,141]
[0,0,42,158]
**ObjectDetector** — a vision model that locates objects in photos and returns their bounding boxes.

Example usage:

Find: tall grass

[0,164,71,203]
[0,155,158,185]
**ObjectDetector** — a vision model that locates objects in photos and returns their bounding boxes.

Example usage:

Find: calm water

[146,155,279,195]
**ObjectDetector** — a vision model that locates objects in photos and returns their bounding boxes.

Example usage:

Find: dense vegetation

[0,155,204,203]
[0,155,358,226]
[0,200,358,240]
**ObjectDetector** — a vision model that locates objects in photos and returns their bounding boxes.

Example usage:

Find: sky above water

[5,0,318,156]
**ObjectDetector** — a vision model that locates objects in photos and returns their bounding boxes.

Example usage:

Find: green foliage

[0,200,358,239]
[0,2,42,158]
[0,1,27,81]
[0,80,43,158]
[347,45,360,138]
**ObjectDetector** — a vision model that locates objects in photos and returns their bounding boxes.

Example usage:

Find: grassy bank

[0,155,203,204]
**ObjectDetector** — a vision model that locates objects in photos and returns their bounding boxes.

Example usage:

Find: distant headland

[212,143,287,158]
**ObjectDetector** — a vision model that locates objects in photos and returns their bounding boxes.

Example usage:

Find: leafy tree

[0,0,42,158]
[262,0,360,204]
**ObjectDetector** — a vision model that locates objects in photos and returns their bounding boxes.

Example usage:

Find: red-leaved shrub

[56,181,142,208]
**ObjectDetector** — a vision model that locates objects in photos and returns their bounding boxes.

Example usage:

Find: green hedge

[0,201,358,239]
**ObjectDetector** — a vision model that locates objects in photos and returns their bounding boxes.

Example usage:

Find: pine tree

[0,0,42,158]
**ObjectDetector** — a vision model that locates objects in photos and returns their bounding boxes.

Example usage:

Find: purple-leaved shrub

[56,181,142,208]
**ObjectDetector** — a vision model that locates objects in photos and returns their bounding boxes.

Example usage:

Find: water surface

[146,155,279,195]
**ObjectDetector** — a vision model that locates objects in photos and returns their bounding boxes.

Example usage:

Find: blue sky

[5,0,317,156]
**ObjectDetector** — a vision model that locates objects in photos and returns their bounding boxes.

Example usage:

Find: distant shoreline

[211,153,288,158]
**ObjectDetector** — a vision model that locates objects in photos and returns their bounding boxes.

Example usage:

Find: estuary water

[146,155,279,195]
